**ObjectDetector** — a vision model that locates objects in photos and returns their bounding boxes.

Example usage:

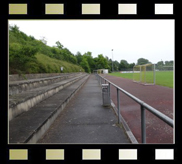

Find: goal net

[133,63,155,85]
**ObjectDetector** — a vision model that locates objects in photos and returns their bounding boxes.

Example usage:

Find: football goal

[133,63,156,85]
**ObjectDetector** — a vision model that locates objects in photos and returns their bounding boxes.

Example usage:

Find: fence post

[141,105,146,143]
[153,64,156,85]
[117,88,120,124]
[108,83,111,100]
[140,65,141,82]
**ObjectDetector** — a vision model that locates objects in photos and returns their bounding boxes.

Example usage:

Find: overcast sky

[9,20,174,64]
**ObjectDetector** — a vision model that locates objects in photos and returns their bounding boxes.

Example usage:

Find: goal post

[133,65,141,83]
[133,63,155,85]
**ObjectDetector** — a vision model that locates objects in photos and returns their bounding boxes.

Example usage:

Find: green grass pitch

[109,71,173,88]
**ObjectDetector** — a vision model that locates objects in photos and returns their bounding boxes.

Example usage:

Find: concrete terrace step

[38,75,131,144]
[9,73,83,95]
[9,72,76,81]
[9,73,87,121]
[9,75,89,143]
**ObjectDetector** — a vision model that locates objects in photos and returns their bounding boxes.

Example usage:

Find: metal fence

[96,73,174,143]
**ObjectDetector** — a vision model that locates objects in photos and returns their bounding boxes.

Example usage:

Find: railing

[96,73,174,143]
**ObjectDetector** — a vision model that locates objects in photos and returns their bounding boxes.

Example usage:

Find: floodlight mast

[111,49,114,72]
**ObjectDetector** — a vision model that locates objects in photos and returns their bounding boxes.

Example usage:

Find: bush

[9,43,38,74]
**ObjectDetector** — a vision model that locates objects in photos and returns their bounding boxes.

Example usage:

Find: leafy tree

[69,55,77,64]
[51,47,64,60]
[128,63,135,69]
[107,58,113,72]
[83,52,95,72]
[80,57,90,73]
[137,58,150,65]
[9,25,20,34]
[75,51,83,64]
[113,60,120,71]
[156,61,164,70]
[95,54,109,69]
[165,60,173,66]
[29,35,35,40]
[56,41,64,50]
[157,61,164,66]
[119,60,129,70]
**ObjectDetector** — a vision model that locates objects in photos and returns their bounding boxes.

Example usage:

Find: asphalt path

[38,75,130,144]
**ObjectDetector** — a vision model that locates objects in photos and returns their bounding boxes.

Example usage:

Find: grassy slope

[36,53,83,73]
[9,29,84,74]
[109,71,173,88]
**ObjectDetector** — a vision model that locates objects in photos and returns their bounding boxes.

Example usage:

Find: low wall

[9,73,81,81]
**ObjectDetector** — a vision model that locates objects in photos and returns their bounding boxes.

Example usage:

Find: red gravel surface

[103,75,174,143]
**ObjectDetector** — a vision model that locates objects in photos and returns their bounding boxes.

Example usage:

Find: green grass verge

[109,71,173,88]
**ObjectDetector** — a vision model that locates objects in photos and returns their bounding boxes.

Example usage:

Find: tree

[69,55,77,64]
[156,61,164,70]
[75,51,83,64]
[80,57,90,73]
[61,48,73,61]
[119,60,129,70]
[56,41,64,50]
[128,63,135,69]
[157,61,164,66]
[83,51,95,72]
[165,60,173,66]
[113,60,120,71]
[9,25,20,34]
[51,47,64,60]
[107,58,113,72]
[137,58,150,65]
[55,41,64,49]
[95,54,109,70]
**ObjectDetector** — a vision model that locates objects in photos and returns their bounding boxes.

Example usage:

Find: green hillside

[9,25,84,74]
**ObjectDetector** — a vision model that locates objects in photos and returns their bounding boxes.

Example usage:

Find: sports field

[109,71,173,88]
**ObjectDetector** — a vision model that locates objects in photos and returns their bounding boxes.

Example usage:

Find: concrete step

[9,73,83,95]
[9,75,89,143]
[9,72,79,81]
[9,73,87,121]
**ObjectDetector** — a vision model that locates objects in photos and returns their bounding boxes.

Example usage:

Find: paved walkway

[38,75,130,144]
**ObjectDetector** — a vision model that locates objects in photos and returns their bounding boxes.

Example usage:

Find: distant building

[96,69,109,74]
